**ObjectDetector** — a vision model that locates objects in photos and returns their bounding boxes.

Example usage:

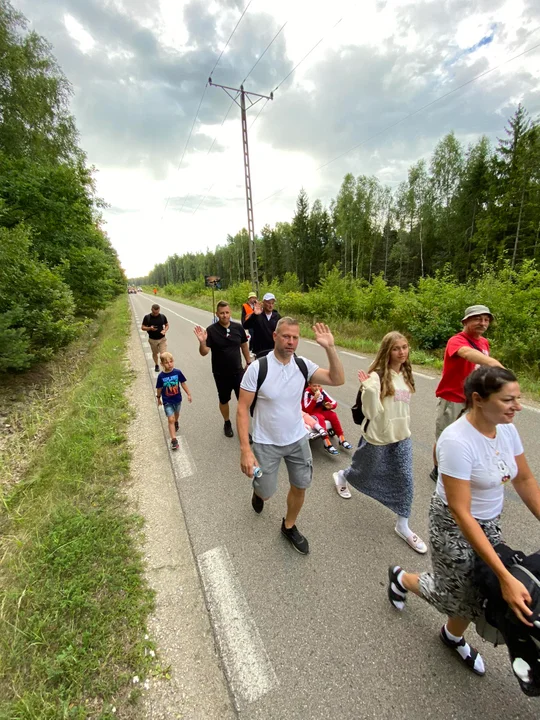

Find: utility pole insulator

[209,81,273,297]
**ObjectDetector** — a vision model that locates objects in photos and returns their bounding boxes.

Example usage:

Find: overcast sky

[17,0,540,278]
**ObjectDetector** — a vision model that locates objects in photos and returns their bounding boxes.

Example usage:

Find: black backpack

[250,354,309,417]
[351,371,382,429]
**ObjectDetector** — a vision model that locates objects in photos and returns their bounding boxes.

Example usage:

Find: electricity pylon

[209,78,273,296]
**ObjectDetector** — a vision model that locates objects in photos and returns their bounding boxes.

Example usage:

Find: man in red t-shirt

[430,304,503,481]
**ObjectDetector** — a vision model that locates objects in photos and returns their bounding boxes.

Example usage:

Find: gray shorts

[435,398,466,440]
[252,436,313,499]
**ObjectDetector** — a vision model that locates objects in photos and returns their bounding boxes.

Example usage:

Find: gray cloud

[14,0,540,221]
[256,1,540,195]
[17,0,292,175]
[166,194,243,211]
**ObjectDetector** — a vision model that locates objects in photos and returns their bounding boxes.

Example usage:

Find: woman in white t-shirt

[387,366,540,677]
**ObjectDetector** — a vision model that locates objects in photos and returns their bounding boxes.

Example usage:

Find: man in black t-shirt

[141,303,169,371]
[243,292,281,358]
[194,301,251,437]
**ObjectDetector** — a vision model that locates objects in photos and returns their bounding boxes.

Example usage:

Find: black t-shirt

[143,313,168,340]
[205,321,248,375]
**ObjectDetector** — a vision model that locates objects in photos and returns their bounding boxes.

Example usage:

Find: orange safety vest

[242,302,254,319]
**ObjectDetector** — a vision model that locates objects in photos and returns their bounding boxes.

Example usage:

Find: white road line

[413,371,436,380]
[170,436,196,478]
[523,404,540,414]
[158,304,198,325]
[341,351,367,360]
[197,546,278,708]
[305,340,319,346]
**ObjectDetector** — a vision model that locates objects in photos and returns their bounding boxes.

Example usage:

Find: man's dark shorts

[213,372,243,405]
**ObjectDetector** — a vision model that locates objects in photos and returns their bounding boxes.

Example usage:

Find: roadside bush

[0,225,77,370]
[226,280,252,307]
[356,274,397,323]
[391,273,470,349]
[165,262,540,378]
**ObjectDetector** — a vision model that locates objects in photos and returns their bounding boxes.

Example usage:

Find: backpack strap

[250,355,268,417]
[464,335,482,352]
[249,354,308,417]
[294,355,309,390]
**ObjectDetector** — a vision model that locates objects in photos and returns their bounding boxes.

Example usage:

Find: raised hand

[312,323,335,349]
[194,325,207,343]
[358,369,370,384]
[253,301,263,315]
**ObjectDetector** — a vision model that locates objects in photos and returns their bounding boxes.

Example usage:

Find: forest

[140,105,539,292]
[0,1,125,372]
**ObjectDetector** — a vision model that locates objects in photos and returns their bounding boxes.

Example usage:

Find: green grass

[0,296,155,719]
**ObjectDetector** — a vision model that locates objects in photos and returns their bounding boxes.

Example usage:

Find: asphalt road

[131,292,540,720]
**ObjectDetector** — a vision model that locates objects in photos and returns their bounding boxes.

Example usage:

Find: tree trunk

[384,220,390,280]
[419,219,424,278]
[512,185,526,269]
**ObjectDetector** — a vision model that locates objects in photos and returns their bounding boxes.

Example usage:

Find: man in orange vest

[242,291,257,353]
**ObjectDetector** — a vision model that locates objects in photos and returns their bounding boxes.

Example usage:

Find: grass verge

[0,296,155,719]
[152,289,540,399]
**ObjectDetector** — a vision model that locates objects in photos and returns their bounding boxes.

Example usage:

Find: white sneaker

[333,471,351,499]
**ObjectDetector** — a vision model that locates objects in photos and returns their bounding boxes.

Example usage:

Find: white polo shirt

[241,351,319,446]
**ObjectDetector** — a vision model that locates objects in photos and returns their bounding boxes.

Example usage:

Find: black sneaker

[174,420,179,432]
[154,364,160,372]
[430,466,438,482]
[171,438,179,450]
[251,491,264,514]
[281,519,309,555]
[224,420,234,438]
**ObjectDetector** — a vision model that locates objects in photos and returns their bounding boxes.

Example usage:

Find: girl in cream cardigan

[333,331,427,553]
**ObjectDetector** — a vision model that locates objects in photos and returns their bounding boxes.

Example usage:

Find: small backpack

[351,370,382,429]
[351,388,368,428]
[250,354,309,417]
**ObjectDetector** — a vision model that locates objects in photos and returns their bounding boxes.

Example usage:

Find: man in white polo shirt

[237,317,345,554]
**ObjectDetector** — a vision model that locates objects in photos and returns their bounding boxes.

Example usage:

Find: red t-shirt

[435,331,490,403]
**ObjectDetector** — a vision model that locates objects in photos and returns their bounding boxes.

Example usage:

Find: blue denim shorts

[163,402,181,417]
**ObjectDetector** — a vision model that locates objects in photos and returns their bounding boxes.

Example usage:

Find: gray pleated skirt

[343,436,413,518]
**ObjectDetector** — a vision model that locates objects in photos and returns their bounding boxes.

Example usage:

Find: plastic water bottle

[253,466,263,479]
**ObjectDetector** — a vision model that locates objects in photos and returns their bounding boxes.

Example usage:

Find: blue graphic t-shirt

[156,368,187,405]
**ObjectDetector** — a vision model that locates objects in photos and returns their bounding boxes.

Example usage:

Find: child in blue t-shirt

[156,352,192,450]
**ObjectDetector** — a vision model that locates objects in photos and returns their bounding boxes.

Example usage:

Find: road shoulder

[126,320,236,719]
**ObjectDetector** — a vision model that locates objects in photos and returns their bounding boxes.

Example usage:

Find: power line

[161,0,253,219]
[249,16,344,131]
[196,13,345,213]
[256,37,540,207]
[273,16,343,93]
[210,0,254,78]
[242,21,288,84]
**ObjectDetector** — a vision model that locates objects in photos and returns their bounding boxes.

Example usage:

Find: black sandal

[439,626,485,676]
[387,566,407,610]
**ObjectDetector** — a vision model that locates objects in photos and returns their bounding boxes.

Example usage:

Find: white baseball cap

[263,293,276,301]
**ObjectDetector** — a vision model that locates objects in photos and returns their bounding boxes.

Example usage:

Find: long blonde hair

[368,332,415,398]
